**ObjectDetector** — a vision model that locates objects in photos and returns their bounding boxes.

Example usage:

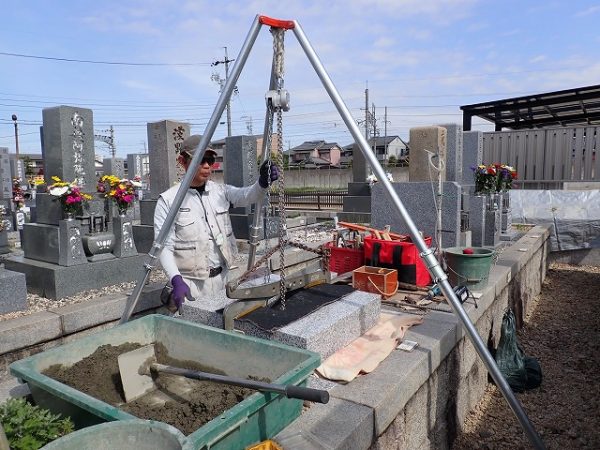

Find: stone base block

[180,290,236,328]
[181,289,381,359]
[237,290,380,359]
[348,182,371,196]
[4,254,146,299]
[342,196,372,213]
[337,212,371,224]
[0,268,27,314]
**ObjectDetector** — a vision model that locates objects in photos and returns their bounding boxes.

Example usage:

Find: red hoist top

[258,15,295,29]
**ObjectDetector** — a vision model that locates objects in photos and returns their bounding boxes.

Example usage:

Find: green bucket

[444,247,495,291]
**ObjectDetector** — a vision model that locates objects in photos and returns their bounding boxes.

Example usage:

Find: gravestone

[338,143,372,223]
[126,153,149,185]
[147,120,189,199]
[461,130,483,186]
[439,124,463,182]
[224,135,258,240]
[409,126,447,182]
[103,158,125,178]
[371,181,462,249]
[42,106,96,189]
[0,148,12,201]
[132,120,189,253]
[4,105,145,299]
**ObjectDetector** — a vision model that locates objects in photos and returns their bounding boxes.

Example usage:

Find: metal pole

[119,15,263,324]
[292,20,545,450]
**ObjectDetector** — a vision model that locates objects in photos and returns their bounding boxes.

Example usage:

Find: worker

[154,134,279,311]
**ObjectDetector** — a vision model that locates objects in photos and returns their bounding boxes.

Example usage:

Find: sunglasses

[201,154,216,166]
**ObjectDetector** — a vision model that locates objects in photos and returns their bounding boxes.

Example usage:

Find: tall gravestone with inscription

[4,105,146,299]
[132,120,189,253]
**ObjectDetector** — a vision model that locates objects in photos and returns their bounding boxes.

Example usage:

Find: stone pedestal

[0,230,9,254]
[470,195,487,247]
[58,219,88,266]
[4,254,147,299]
[338,182,372,224]
[484,210,501,247]
[112,215,138,258]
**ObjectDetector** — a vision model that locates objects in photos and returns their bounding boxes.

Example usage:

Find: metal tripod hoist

[119,15,545,449]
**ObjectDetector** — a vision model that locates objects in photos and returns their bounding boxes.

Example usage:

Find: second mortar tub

[10,314,321,450]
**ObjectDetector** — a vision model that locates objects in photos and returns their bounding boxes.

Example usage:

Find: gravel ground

[452,262,600,450]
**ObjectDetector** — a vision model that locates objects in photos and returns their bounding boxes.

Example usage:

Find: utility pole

[212,47,235,137]
[384,106,388,164]
[11,114,21,180]
[94,126,116,158]
[364,87,369,140]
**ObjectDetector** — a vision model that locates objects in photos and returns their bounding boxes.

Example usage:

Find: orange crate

[352,265,398,298]
[324,241,365,274]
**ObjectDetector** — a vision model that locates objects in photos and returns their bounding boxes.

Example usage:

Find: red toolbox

[363,235,432,287]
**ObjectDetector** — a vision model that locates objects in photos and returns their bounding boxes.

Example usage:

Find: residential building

[288,140,342,167]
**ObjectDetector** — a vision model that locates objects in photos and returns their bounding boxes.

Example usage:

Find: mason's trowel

[118,344,329,404]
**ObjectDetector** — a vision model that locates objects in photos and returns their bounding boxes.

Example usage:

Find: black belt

[209,266,223,278]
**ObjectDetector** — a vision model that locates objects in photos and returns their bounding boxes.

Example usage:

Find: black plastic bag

[495,309,542,392]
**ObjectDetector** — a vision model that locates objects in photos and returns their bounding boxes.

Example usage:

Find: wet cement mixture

[43,342,261,435]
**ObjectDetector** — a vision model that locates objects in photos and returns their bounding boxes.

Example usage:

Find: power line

[0,51,211,66]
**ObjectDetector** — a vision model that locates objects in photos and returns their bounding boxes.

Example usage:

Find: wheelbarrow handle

[151,363,329,404]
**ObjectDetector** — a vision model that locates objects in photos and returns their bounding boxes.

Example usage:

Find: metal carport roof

[460,84,600,131]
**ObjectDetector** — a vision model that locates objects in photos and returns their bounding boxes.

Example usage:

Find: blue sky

[1,0,598,158]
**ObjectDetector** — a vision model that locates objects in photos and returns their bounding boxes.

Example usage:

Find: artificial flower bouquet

[472,163,517,194]
[47,176,92,216]
[98,175,142,215]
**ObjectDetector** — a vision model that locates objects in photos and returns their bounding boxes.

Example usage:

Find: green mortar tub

[10,314,321,450]
[444,246,495,291]
[41,419,187,450]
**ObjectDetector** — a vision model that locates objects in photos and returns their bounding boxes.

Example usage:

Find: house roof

[460,84,600,131]
[343,136,402,150]
[290,140,341,153]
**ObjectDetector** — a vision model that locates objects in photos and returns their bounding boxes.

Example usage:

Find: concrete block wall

[276,225,550,449]
[371,227,549,449]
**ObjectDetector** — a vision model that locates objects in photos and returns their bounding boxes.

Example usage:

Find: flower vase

[64,212,76,221]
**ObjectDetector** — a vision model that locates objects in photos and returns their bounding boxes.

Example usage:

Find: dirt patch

[452,263,600,449]
[43,343,259,435]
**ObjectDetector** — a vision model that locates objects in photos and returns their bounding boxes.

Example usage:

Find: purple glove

[170,275,191,310]
[259,161,280,188]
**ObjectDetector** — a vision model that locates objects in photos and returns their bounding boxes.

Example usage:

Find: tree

[387,155,397,168]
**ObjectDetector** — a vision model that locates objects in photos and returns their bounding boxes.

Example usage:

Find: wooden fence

[483,125,599,188]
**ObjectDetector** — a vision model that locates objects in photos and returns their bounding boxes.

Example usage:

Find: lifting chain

[272,27,288,309]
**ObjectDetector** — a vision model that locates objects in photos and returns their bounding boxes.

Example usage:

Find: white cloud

[529,55,547,64]
[574,5,600,17]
